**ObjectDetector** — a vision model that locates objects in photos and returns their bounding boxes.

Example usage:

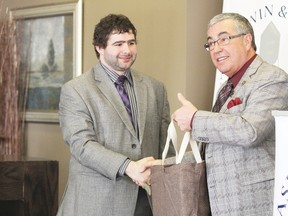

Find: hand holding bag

[151,121,211,216]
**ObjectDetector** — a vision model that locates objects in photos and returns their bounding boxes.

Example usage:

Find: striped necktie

[212,79,234,112]
[115,75,133,124]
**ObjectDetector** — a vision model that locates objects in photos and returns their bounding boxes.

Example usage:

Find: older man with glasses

[172,13,288,215]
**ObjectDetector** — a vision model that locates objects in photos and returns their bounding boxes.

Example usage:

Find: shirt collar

[100,61,133,85]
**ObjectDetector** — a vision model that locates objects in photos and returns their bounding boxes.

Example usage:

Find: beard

[103,53,137,72]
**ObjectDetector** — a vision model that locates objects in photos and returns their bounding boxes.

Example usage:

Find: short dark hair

[92,14,137,58]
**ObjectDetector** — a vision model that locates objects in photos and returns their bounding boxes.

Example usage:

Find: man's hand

[172,93,198,131]
[125,156,155,187]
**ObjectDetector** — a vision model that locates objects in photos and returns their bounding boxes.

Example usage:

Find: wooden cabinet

[0,156,58,216]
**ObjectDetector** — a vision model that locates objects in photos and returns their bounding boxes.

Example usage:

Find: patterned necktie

[115,75,133,123]
[212,79,234,112]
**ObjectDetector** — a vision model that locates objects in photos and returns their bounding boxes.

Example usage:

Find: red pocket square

[227,97,242,109]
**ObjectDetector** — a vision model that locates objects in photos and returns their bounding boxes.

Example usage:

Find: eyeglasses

[204,33,246,51]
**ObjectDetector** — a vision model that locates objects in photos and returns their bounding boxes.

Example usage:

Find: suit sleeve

[192,68,288,147]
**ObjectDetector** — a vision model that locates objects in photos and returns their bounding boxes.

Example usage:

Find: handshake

[125,156,161,192]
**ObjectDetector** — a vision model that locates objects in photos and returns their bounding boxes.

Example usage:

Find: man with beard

[57,14,173,216]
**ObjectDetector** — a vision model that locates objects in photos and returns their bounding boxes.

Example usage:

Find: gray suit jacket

[57,63,173,216]
[192,56,288,215]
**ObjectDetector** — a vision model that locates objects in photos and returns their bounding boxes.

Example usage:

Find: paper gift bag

[151,121,211,216]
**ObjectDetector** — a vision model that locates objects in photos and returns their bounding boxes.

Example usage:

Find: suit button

[131,144,137,149]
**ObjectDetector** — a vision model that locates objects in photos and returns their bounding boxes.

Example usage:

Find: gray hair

[208,13,257,51]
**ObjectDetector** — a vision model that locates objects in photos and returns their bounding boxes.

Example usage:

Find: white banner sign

[273,111,288,216]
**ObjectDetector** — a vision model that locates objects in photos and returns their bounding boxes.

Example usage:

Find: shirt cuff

[190,111,197,130]
[118,158,131,177]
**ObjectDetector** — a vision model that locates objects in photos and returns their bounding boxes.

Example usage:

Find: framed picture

[11,0,82,123]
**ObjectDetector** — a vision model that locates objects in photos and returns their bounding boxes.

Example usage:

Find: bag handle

[161,121,178,162]
[177,130,203,164]
[162,121,203,164]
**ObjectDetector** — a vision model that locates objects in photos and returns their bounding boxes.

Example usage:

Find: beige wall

[3,0,222,201]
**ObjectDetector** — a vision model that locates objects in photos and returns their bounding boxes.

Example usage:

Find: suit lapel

[93,64,137,138]
[220,56,263,113]
[132,72,147,143]
[233,56,263,95]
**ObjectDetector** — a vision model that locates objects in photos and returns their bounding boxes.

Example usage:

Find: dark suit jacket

[57,63,173,216]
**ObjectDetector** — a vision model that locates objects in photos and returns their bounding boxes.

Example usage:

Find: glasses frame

[204,33,246,51]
